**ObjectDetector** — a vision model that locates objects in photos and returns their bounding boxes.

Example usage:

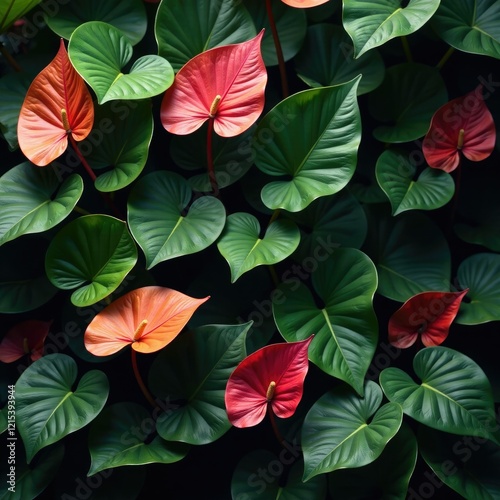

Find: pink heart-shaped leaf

[282,0,330,6]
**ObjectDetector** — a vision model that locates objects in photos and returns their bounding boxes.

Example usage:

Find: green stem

[265,0,289,98]
[73,205,91,215]
[131,348,159,410]
[401,36,413,63]
[436,46,455,70]
[207,117,219,197]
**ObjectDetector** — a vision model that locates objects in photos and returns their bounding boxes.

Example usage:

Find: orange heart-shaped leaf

[84,286,209,356]
[0,320,52,363]
[18,38,94,166]
[161,31,267,137]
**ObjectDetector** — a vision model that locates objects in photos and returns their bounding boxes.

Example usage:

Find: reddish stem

[207,117,219,196]
[131,348,159,410]
[267,403,285,445]
[265,0,289,99]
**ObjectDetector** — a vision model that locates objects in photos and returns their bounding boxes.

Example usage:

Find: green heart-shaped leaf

[273,248,378,395]
[456,253,500,325]
[127,171,226,268]
[342,0,441,57]
[295,23,385,95]
[0,162,83,246]
[16,353,109,462]
[432,0,500,59]
[0,0,40,33]
[376,149,455,215]
[380,346,499,443]
[69,21,173,103]
[155,0,256,72]
[217,212,300,283]
[45,0,147,45]
[255,79,362,212]
[302,380,403,481]
[45,215,138,307]
[149,323,250,445]
[368,63,448,143]
[88,402,189,475]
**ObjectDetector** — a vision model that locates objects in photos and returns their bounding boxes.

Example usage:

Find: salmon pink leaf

[423,85,496,172]
[84,286,209,356]
[388,290,469,348]
[161,31,267,137]
[0,319,51,363]
[225,336,313,428]
[17,39,94,166]
[282,0,330,7]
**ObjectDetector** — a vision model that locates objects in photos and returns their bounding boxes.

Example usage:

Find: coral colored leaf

[17,39,94,166]
[225,336,313,428]
[161,31,267,137]
[423,85,496,172]
[282,0,330,7]
[0,320,51,363]
[84,286,209,356]
[388,290,469,348]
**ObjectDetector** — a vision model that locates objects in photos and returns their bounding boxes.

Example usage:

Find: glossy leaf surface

[0,0,41,33]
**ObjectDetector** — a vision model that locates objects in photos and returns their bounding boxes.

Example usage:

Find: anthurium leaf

[84,100,153,192]
[169,123,255,191]
[225,337,313,428]
[155,0,256,72]
[456,253,500,325]
[368,63,448,143]
[216,212,300,283]
[342,0,440,58]
[255,79,362,212]
[0,0,41,33]
[0,319,51,363]
[0,162,83,246]
[243,0,307,66]
[363,205,451,302]
[432,0,500,59]
[68,21,174,104]
[231,450,327,500]
[45,0,147,45]
[329,423,418,500]
[283,0,329,6]
[375,149,455,215]
[88,402,190,475]
[161,31,266,137]
[285,189,367,263]
[16,353,109,462]
[418,426,500,499]
[149,323,250,445]
[45,215,138,307]
[273,248,378,395]
[380,346,499,443]
[302,380,403,481]
[17,39,94,166]
[295,23,385,95]
[127,171,226,268]
[388,290,469,348]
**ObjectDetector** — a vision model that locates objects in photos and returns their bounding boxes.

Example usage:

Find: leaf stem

[401,36,413,63]
[207,117,219,197]
[265,0,289,98]
[0,45,22,72]
[73,205,91,215]
[436,46,455,70]
[267,403,285,445]
[131,348,159,410]
[448,161,462,238]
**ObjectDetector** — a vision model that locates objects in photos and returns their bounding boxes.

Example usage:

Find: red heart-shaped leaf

[161,31,267,137]
[388,290,469,348]
[0,320,52,363]
[282,0,330,6]
[225,336,313,428]
[422,85,496,172]
[84,286,209,356]
[17,38,94,166]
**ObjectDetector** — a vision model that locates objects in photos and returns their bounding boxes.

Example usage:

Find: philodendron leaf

[155,0,256,72]
[432,0,500,59]
[273,248,378,395]
[329,423,418,500]
[69,21,174,103]
[16,353,109,462]
[418,425,500,499]
[376,149,455,215]
[294,23,385,95]
[380,346,499,444]
[149,323,250,445]
[255,79,362,212]
[342,0,441,58]
[0,0,41,33]
[302,380,403,481]
[88,402,189,475]
[0,162,83,246]
[217,212,300,283]
[456,253,500,325]
[45,215,138,307]
[128,171,226,268]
